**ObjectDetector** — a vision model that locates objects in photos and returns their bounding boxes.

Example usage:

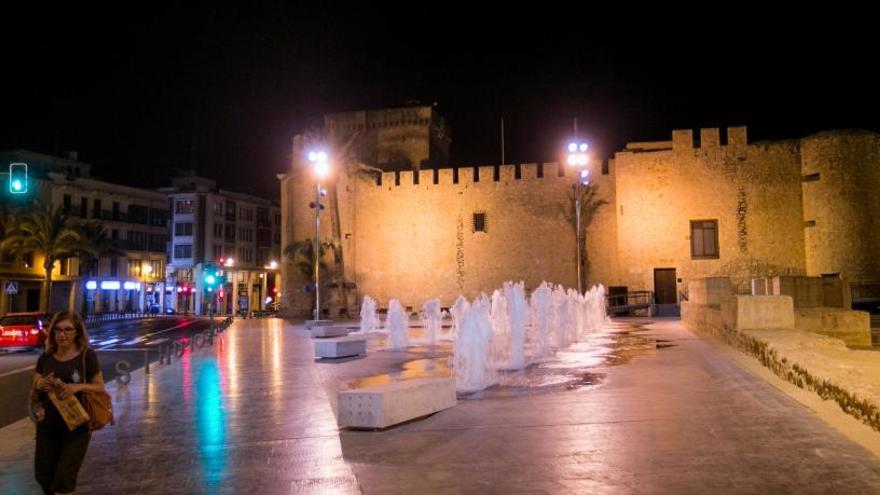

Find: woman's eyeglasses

[53,326,77,334]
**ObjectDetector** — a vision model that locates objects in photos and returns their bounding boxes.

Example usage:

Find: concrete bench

[314,336,367,359]
[305,319,335,329]
[310,326,349,338]
[338,377,456,429]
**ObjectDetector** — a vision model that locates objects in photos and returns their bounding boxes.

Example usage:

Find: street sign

[4,281,19,295]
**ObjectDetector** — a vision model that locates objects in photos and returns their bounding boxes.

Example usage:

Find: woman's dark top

[34,348,100,431]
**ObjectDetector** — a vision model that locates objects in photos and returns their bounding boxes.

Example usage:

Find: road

[0,316,215,428]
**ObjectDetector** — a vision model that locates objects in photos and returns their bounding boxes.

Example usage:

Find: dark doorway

[26,289,40,311]
[654,268,677,304]
[822,273,844,308]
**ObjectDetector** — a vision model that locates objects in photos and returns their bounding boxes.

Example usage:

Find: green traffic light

[8,163,28,194]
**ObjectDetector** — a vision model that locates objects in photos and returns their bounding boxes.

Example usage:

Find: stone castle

[278,105,880,317]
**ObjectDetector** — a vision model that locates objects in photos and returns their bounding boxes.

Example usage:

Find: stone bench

[310,326,349,338]
[338,377,456,429]
[314,336,367,359]
[305,319,335,329]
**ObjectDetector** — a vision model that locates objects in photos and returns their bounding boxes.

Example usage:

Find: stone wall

[280,123,880,317]
[795,308,871,347]
[613,127,806,295]
[801,131,880,284]
[352,163,602,308]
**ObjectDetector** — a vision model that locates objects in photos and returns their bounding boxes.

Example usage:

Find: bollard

[116,360,132,385]
[144,350,151,374]
[173,340,186,358]
[193,332,203,349]
[158,344,171,365]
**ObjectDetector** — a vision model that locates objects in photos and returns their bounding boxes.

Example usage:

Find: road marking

[0,365,35,378]
[104,319,200,348]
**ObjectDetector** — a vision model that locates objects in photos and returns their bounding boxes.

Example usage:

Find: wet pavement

[2,317,880,493]
[0,316,214,428]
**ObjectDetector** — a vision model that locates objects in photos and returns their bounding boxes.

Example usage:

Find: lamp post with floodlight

[307,150,329,320]
[567,141,591,295]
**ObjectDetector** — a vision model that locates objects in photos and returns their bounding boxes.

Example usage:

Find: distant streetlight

[567,141,591,294]
[307,149,329,320]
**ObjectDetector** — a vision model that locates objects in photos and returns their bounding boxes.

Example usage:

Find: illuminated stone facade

[279,111,880,317]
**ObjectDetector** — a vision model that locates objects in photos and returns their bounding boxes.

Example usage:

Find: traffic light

[202,262,226,293]
[8,163,27,194]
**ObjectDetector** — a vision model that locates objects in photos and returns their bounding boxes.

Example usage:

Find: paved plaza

[2,317,880,494]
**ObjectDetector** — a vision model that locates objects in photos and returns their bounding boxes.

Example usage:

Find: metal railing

[84,312,163,327]
[606,290,654,308]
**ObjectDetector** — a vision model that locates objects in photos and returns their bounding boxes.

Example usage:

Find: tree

[299,129,382,316]
[562,184,608,290]
[283,238,338,318]
[0,202,90,312]
[75,221,125,313]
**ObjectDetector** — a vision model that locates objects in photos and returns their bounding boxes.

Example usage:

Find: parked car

[0,312,52,350]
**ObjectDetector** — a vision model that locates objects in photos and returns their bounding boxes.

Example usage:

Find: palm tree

[76,221,125,313]
[283,238,338,318]
[0,202,90,312]
[562,184,609,291]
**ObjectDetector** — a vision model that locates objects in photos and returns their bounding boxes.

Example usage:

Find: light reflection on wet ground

[346,319,673,398]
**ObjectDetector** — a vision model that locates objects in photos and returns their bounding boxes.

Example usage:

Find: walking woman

[30,311,105,495]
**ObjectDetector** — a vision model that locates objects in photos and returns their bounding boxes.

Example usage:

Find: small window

[174,222,193,236]
[802,173,821,182]
[175,200,195,214]
[174,244,193,259]
[804,220,816,227]
[690,220,719,259]
[473,212,487,233]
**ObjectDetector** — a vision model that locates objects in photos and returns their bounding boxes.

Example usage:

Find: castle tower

[801,130,880,284]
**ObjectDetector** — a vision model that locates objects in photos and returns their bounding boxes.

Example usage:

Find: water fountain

[503,281,527,370]
[368,280,610,394]
[360,296,378,333]
[453,297,496,392]
[387,299,410,349]
[422,298,442,345]
[529,282,552,358]
[451,295,469,339]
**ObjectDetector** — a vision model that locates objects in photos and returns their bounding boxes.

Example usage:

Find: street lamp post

[307,150,329,320]
[567,142,591,295]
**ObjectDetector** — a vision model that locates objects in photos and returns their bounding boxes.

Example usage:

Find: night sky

[3,6,877,198]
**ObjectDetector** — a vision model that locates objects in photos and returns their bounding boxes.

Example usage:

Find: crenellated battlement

[372,161,600,188]
[670,126,749,151]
